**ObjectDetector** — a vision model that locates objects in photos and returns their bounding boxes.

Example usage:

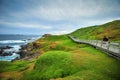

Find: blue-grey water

[0,34,41,61]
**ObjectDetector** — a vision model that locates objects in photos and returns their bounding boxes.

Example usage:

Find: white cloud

[1,0,120,35]
[50,30,73,35]
[81,17,120,27]
[10,0,120,21]
[0,20,52,29]
[48,23,77,35]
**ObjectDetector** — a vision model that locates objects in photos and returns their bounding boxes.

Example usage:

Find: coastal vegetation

[71,20,120,42]
[0,20,120,80]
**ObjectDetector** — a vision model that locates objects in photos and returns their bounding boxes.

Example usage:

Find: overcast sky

[0,0,120,35]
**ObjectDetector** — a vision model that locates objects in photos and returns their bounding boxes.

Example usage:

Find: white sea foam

[0,40,26,44]
[0,53,20,61]
[4,45,21,53]
[11,45,21,52]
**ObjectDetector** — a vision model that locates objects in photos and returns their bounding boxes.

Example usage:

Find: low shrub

[23,51,78,80]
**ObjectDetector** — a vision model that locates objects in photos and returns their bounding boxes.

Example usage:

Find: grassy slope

[0,20,120,80]
[70,20,120,41]
[0,35,120,80]
[23,35,120,80]
[0,60,35,80]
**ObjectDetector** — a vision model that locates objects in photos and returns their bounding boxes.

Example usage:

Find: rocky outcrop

[18,45,30,58]
[42,34,51,37]
[0,46,13,49]
[17,43,40,60]
[0,52,12,56]
[0,46,13,56]
[0,49,3,55]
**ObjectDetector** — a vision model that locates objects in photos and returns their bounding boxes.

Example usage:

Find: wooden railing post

[107,42,110,50]
[101,41,103,47]
[118,43,120,53]
[89,40,91,43]
[69,35,119,58]
[96,40,98,46]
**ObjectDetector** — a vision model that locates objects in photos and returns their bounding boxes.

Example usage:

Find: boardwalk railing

[68,35,120,60]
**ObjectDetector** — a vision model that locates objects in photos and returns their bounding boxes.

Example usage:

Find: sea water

[0,34,41,61]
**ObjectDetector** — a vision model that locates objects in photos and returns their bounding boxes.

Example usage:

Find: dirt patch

[49,41,60,49]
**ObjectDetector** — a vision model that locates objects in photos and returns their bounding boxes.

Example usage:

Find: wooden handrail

[68,35,120,60]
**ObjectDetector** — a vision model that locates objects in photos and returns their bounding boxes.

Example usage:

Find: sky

[0,0,120,35]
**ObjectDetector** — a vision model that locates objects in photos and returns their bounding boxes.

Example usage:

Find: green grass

[22,35,120,80]
[61,46,120,80]
[0,61,29,73]
[70,20,120,41]
[34,35,77,52]
[1,35,120,80]
[22,45,120,80]
[23,51,79,80]
[1,20,120,80]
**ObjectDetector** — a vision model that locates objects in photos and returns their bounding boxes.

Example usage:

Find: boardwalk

[69,35,120,60]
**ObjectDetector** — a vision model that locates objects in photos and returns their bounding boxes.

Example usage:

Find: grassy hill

[1,35,120,80]
[0,20,120,80]
[70,20,120,42]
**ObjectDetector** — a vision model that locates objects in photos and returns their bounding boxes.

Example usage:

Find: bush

[23,51,78,80]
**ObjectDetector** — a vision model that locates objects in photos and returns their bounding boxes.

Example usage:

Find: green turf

[22,35,120,80]
[0,61,29,73]
[23,51,79,80]
[70,20,120,42]
[1,20,120,80]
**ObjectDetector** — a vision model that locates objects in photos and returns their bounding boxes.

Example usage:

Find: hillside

[1,35,120,80]
[70,20,120,41]
[0,20,120,80]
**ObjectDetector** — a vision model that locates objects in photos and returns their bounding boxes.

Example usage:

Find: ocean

[0,34,41,61]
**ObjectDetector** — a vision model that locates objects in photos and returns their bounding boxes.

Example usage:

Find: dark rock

[0,49,3,54]
[22,40,26,41]
[17,45,27,58]
[32,42,40,49]
[0,52,12,56]
[27,39,32,40]
[17,50,26,58]
[0,46,13,49]
[0,46,13,56]
[17,42,40,60]
[20,45,28,50]
[42,34,51,37]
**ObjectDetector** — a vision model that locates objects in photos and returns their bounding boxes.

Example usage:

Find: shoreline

[0,35,41,62]
[0,45,21,62]
[0,42,38,62]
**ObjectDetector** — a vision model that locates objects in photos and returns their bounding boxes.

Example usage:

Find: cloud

[0,0,120,35]
[49,30,74,35]
[47,23,78,35]
[0,20,52,29]
[10,0,120,21]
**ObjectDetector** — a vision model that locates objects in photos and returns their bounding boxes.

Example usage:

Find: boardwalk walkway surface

[68,35,120,60]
